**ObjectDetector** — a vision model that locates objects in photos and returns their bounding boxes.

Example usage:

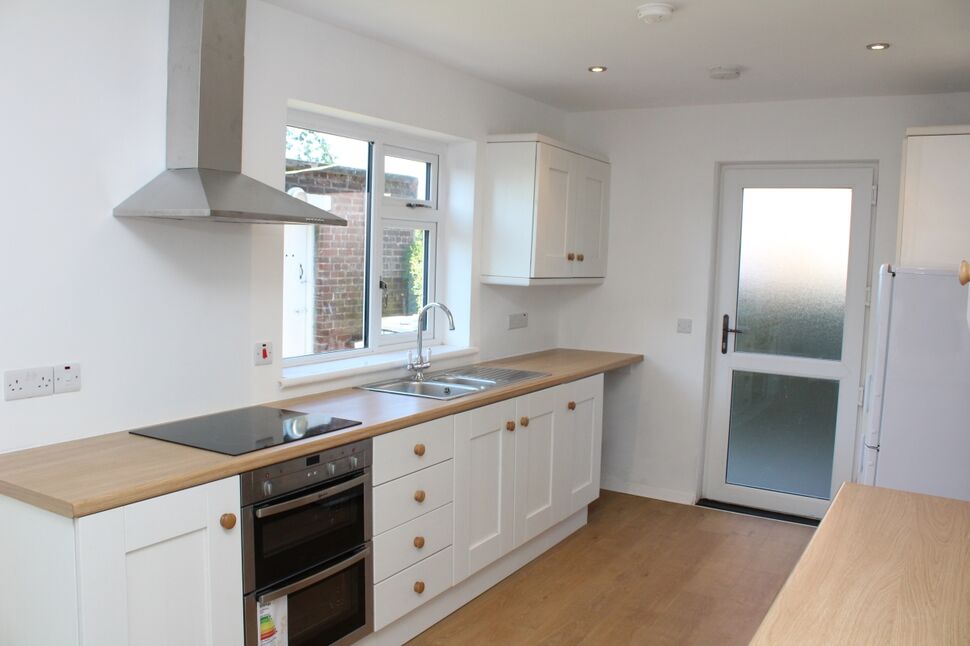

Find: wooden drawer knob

[567,401,577,411]
[414,536,426,549]
[567,252,576,261]
[960,260,970,286]
[520,416,530,427]
[414,581,426,594]
[414,443,426,457]
[577,253,585,262]
[506,420,516,432]
[414,489,426,503]
[219,513,237,530]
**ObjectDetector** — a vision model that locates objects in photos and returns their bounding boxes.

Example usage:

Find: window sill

[280,345,480,389]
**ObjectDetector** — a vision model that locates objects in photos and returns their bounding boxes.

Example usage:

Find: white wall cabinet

[482,134,610,286]
[0,477,243,646]
[898,126,970,269]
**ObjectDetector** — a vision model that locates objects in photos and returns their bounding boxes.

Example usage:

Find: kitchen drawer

[373,459,453,535]
[374,546,454,631]
[374,503,453,583]
[373,416,454,485]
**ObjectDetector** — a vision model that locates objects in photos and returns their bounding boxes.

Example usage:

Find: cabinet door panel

[513,386,566,546]
[454,401,515,582]
[77,477,243,646]
[532,143,573,277]
[566,375,604,513]
[570,156,610,278]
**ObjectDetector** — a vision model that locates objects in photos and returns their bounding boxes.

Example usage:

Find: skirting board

[358,507,588,645]
[600,476,697,505]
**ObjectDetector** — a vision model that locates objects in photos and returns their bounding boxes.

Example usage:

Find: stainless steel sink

[360,365,548,400]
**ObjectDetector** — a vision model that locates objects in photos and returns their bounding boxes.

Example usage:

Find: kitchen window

[282,117,442,365]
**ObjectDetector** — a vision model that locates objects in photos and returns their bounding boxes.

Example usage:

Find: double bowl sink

[361,365,548,400]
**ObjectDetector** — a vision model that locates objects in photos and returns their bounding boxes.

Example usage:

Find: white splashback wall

[561,92,970,503]
[0,0,565,453]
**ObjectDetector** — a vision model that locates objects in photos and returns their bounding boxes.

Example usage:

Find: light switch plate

[54,363,82,394]
[508,312,528,330]
[254,342,273,366]
[677,318,693,334]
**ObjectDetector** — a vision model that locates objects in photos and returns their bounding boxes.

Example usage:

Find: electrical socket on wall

[4,367,55,401]
[508,313,529,330]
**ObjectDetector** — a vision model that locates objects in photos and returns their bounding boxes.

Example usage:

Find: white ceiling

[267,0,970,112]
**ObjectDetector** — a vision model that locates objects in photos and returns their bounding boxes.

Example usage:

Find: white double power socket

[4,364,81,401]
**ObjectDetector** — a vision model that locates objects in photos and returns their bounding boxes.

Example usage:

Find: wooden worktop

[751,483,970,645]
[0,349,641,518]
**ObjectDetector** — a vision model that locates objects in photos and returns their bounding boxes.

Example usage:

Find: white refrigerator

[861,264,970,501]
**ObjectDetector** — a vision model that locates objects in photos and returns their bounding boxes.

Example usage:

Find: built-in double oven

[241,438,373,646]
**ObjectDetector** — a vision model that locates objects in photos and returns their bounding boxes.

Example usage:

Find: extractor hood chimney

[114,0,346,226]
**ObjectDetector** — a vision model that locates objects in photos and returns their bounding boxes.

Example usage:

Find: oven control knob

[327,462,336,476]
[349,455,359,469]
[262,481,274,497]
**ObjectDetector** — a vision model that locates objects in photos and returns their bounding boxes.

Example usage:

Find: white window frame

[282,111,446,368]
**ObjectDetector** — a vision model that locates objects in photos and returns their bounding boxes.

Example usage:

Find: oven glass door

[249,546,373,646]
[253,470,368,591]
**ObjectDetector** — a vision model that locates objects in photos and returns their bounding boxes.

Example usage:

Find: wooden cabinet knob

[414,536,426,549]
[577,253,585,262]
[960,260,970,286]
[520,416,530,427]
[219,513,237,530]
[567,401,577,411]
[414,581,426,594]
[567,252,576,261]
[506,420,516,432]
[414,489,426,503]
[414,443,426,457]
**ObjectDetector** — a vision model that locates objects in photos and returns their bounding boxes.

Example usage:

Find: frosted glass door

[705,166,874,519]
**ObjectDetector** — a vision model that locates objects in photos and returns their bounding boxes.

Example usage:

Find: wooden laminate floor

[409,491,814,646]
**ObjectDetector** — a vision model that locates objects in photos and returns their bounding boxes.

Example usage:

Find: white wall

[0,0,566,453]
[560,93,970,503]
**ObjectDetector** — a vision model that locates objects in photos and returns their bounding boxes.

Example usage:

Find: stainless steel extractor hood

[114,0,346,226]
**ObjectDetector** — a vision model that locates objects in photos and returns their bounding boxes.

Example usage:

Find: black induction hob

[129,406,363,456]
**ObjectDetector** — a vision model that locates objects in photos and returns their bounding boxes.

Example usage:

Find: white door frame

[702,162,876,518]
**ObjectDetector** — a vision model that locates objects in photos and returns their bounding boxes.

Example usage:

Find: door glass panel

[735,188,852,360]
[726,371,838,499]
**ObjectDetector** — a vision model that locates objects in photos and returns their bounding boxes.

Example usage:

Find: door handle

[721,314,743,355]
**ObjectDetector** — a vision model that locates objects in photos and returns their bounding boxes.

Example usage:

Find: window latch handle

[405,202,431,209]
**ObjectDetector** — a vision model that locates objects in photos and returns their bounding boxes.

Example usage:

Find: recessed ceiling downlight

[866,42,891,51]
[709,65,741,80]
[588,65,608,73]
[636,3,674,24]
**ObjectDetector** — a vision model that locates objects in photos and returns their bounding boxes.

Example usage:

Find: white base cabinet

[453,374,604,584]
[0,477,243,646]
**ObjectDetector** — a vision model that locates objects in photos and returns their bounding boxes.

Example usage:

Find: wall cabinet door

[453,400,516,583]
[76,477,243,646]
[899,132,970,268]
[513,385,568,547]
[562,374,604,513]
[532,143,575,278]
[569,156,610,278]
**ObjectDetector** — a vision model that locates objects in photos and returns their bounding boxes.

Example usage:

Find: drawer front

[373,460,453,535]
[373,416,455,485]
[374,546,454,631]
[374,503,453,583]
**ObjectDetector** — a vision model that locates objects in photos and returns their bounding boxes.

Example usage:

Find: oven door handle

[258,544,371,605]
[255,471,369,519]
